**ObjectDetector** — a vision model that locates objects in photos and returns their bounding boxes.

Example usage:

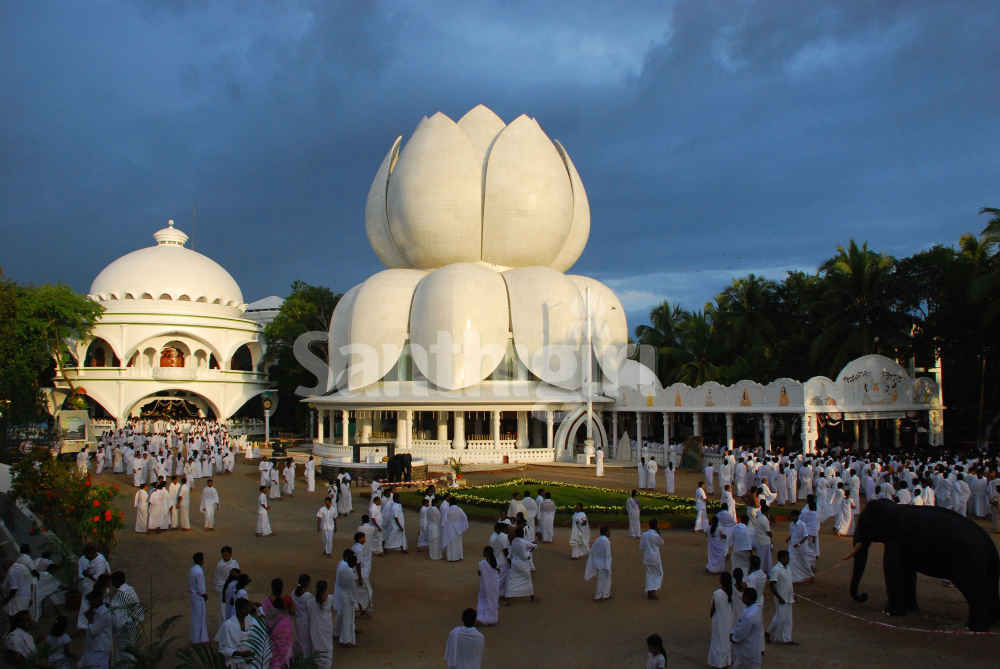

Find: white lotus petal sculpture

[365,104,591,271]
[331,104,626,394]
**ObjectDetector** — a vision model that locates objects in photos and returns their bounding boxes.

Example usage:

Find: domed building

[52,220,270,424]
[308,105,629,465]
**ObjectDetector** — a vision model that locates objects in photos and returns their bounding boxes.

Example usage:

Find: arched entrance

[128,390,219,421]
[554,407,608,462]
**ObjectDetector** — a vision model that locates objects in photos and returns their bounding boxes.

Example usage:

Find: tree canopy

[635,210,1000,445]
[0,271,103,448]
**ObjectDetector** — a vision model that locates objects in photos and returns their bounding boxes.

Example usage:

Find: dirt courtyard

[102,460,1000,668]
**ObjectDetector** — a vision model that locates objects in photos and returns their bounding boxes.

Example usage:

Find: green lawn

[390,477,801,529]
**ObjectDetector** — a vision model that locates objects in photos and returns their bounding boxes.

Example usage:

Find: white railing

[311,441,556,465]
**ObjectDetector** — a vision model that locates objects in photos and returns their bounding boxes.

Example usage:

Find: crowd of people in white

[7,415,1000,668]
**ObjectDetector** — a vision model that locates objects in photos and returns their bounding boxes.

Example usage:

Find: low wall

[313,442,556,466]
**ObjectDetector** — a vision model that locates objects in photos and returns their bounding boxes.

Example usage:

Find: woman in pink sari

[262,578,296,669]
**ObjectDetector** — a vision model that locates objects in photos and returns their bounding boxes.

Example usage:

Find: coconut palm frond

[244,614,273,669]
[175,643,227,669]
[286,651,323,669]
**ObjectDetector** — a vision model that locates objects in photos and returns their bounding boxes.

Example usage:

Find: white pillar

[611,410,618,458]
[692,413,702,437]
[341,410,349,448]
[763,413,773,452]
[635,412,643,455]
[801,414,809,454]
[437,411,448,442]
[395,410,407,450]
[546,410,554,451]
[317,409,325,443]
[853,421,860,448]
[725,412,734,450]
[516,411,528,449]
[406,410,414,450]
[893,418,901,450]
[453,411,466,450]
[662,412,670,447]
[360,411,372,444]
[492,410,501,449]
[862,421,869,451]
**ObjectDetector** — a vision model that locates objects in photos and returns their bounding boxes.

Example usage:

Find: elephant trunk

[850,540,870,603]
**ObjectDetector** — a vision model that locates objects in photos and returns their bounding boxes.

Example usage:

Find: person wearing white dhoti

[665,462,676,494]
[268,463,281,499]
[80,591,114,669]
[333,552,357,646]
[213,547,239,623]
[282,461,295,497]
[133,484,149,533]
[200,480,220,530]
[178,477,191,530]
[569,505,590,559]
[167,477,181,528]
[751,505,773,574]
[721,485,736,519]
[626,490,642,538]
[705,515,729,574]
[595,447,605,477]
[506,493,526,522]
[417,498,431,550]
[351,534,372,613]
[428,500,443,559]
[369,498,384,555]
[291,575,314,657]
[584,527,613,600]
[730,588,763,669]
[316,498,337,557]
[443,503,470,562]
[640,519,664,598]
[787,511,813,583]
[704,463,715,494]
[694,482,709,533]
[384,494,408,552]
[506,529,536,600]
[539,493,556,543]
[445,609,485,669]
[767,551,795,644]
[256,487,272,537]
[708,573,733,668]
[216,599,264,668]
[638,457,648,490]
[834,490,855,536]
[132,458,144,487]
[3,551,35,619]
[476,548,500,625]
[189,553,209,644]
[646,457,659,490]
[258,459,270,487]
[308,581,334,669]
[305,456,316,493]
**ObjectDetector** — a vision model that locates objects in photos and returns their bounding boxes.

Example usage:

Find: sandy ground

[99,460,1000,668]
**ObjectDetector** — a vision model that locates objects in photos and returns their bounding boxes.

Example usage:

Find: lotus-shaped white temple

[366,104,590,270]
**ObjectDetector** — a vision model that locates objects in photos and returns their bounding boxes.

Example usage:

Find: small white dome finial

[154,219,189,247]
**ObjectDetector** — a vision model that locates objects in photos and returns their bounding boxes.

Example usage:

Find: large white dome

[88,221,245,312]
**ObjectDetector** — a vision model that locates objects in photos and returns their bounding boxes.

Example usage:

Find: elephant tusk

[842,544,864,561]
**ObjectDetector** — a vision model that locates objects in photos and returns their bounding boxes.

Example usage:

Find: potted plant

[447,457,464,486]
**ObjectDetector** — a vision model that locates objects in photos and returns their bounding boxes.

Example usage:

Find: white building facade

[52,221,270,424]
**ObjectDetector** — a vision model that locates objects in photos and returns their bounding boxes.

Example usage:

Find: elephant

[386,454,412,482]
[848,499,1000,631]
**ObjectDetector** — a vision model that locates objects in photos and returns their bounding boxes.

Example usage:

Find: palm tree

[714,274,779,380]
[672,310,722,386]
[811,240,900,375]
[635,300,688,383]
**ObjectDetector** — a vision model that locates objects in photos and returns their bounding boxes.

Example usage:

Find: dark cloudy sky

[4,1,998,330]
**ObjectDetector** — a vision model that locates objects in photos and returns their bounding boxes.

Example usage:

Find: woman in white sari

[506,527,536,601]
[705,515,729,574]
[308,580,333,669]
[707,572,733,668]
[626,490,642,538]
[476,547,501,625]
[569,504,590,559]
[538,493,556,543]
[834,489,856,536]
[427,499,443,560]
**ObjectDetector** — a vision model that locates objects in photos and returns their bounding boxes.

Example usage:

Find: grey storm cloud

[3,0,998,331]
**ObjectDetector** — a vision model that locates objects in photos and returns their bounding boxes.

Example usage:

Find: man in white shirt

[767,550,796,645]
[639,519,665,599]
[730,588,763,669]
[201,479,221,530]
[316,497,337,557]
[189,552,209,644]
[78,544,111,602]
[213,547,239,622]
[730,511,753,576]
[646,457,659,490]
[444,608,485,669]
[215,599,262,668]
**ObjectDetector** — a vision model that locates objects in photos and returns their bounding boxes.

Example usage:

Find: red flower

[85,479,91,487]
[40,527,46,533]
[92,515,99,522]
[104,510,112,521]
[92,528,97,534]
[118,512,124,518]
[93,500,101,507]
